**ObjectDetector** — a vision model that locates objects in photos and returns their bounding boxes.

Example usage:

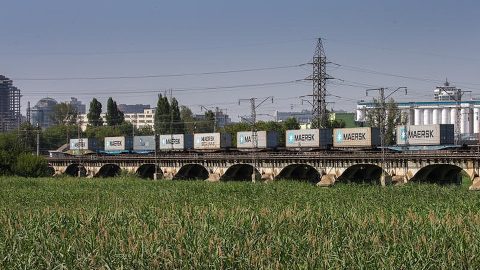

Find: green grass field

[1,177,480,269]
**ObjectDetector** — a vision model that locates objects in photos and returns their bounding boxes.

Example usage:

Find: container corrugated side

[396,124,449,145]
[159,134,194,150]
[133,136,156,151]
[285,129,320,148]
[237,131,278,149]
[333,127,378,147]
[104,136,133,151]
[194,133,231,150]
[70,138,97,150]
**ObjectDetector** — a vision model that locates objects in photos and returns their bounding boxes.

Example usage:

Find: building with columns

[356,81,480,137]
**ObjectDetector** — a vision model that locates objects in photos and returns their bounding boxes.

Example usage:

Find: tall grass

[0,177,479,268]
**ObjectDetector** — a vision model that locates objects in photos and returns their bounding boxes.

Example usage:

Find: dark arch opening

[220,164,261,181]
[411,164,465,185]
[65,164,86,177]
[95,164,121,178]
[275,164,321,183]
[338,164,387,185]
[46,166,55,177]
[136,164,162,179]
[173,164,209,180]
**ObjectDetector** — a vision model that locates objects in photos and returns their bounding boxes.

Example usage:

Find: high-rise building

[69,97,86,114]
[0,75,21,132]
[31,98,58,129]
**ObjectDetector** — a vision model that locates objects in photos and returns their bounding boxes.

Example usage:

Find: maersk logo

[336,131,343,143]
[239,135,245,144]
[287,133,295,144]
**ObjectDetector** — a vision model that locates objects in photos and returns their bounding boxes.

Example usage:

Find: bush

[13,154,51,177]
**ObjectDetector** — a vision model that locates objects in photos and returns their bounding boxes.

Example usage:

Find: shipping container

[285,129,332,148]
[133,136,156,152]
[236,131,278,149]
[194,133,231,150]
[159,134,194,150]
[70,138,98,151]
[104,136,133,152]
[396,124,454,146]
[333,127,380,148]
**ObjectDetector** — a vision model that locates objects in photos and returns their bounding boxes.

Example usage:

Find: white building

[356,82,480,137]
[78,108,156,131]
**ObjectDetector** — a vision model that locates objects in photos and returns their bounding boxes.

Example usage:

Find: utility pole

[239,96,273,182]
[36,123,40,156]
[366,87,407,187]
[77,115,82,177]
[200,105,227,133]
[169,89,174,150]
[306,38,332,128]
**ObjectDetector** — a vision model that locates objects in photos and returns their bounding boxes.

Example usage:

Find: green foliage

[0,132,32,174]
[136,125,154,136]
[170,98,184,133]
[312,117,346,129]
[105,97,124,126]
[197,110,215,133]
[366,98,401,145]
[0,179,479,268]
[85,122,133,147]
[282,117,300,130]
[154,94,171,134]
[13,154,51,177]
[50,102,78,125]
[180,105,195,133]
[42,124,78,151]
[87,98,103,127]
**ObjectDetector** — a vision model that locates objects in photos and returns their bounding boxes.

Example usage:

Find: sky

[1,0,479,120]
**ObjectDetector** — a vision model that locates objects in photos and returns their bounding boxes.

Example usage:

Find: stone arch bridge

[48,151,480,189]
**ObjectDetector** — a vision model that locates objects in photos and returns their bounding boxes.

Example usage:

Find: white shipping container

[285,129,331,148]
[133,136,156,151]
[159,134,194,150]
[104,136,133,151]
[236,131,278,149]
[194,133,231,150]
[333,127,380,147]
[70,138,91,150]
[397,124,454,145]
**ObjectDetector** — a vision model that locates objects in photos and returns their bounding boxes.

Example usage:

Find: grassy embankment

[0,176,479,268]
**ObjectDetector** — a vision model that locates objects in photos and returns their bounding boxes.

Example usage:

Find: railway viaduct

[48,151,480,189]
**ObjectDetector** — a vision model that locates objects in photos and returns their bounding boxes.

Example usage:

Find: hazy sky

[1,0,479,120]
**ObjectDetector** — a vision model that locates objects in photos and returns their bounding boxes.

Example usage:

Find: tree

[282,117,300,130]
[51,102,77,125]
[87,98,103,127]
[366,98,402,145]
[180,105,195,133]
[170,98,184,133]
[196,110,215,133]
[105,97,124,126]
[154,94,171,134]
[42,124,78,151]
[311,116,346,129]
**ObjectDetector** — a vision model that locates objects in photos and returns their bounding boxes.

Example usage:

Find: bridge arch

[338,164,389,185]
[95,164,122,178]
[173,164,209,180]
[221,164,261,181]
[136,164,162,179]
[64,164,86,177]
[411,164,467,185]
[275,164,321,183]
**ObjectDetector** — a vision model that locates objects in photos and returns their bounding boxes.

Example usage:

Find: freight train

[67,124,458,155]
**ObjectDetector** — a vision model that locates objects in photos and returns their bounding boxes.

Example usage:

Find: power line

[13,64,307,81]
